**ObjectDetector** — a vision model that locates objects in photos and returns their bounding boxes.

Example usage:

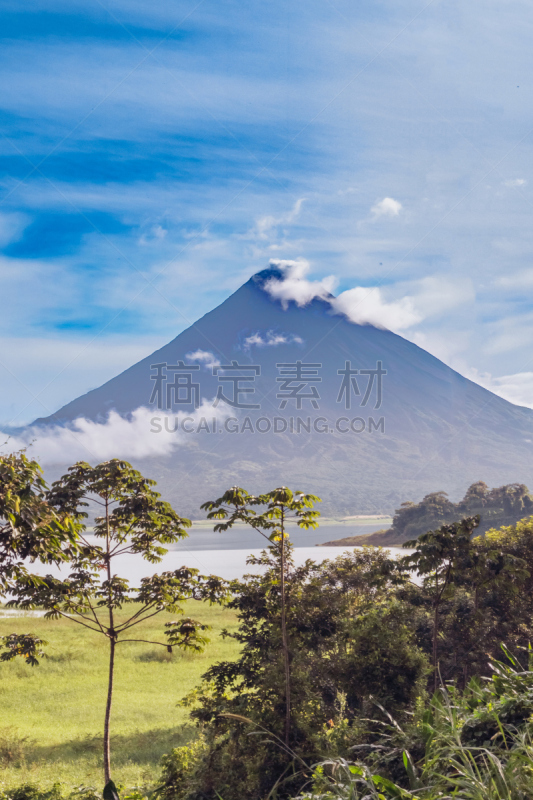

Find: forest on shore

[322,480,533,547]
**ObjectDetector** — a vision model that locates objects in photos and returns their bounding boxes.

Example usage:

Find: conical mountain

[36,267,533,516]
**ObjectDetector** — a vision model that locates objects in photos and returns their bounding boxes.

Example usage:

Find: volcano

[35,267,533,517]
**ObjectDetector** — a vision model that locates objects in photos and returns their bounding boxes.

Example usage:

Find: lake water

[20,520,405,584]
[5,543,415,617]
[170,520,391,551]
[25,538,411,584]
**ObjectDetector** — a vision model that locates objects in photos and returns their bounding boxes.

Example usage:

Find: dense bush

[298,648,533,799]
[158,547,427,799]
[159,511,533,799]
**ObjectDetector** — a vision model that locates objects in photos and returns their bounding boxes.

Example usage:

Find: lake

[23,517,412,583]
[169,519,391,551]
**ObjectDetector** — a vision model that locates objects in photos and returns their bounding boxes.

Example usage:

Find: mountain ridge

[32,268,533,518]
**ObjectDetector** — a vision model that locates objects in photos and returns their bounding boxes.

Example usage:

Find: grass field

[0,601,239,792]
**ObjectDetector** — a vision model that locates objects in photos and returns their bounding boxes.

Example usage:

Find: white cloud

[483,310,533,355]
[332,287,422,330]
[243,330,303,348]
[467,370,533,409]
[370,197,403,219]
[264,258,337,308]
[409,330,472,370]
[1,401,232,465]
[185,350,221,369]
[327,274,473,333]
[263,264,473,333]
[504,179,527,187]
[0,212,29,247]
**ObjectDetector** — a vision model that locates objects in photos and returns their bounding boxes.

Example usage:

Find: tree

[457,480,489,512]
[368,481,533,546]
[9,459,227,787]
[391,491,456,542]
[0,450,79,590]
[401,516,479,690]
[0,450,79,666]
[174,547,425,800]
[201,486,320,746]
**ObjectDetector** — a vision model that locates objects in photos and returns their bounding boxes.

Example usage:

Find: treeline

[324,480,533,546]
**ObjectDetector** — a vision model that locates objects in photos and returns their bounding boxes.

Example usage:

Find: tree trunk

[433,603,439,693]
[104,634,115,784]
[280,517,291,747]
[103,495,115,785]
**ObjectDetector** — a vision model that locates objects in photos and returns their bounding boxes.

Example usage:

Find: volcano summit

[33,265,533,517]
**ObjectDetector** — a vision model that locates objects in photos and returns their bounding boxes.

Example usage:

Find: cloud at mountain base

[0,402,231,465]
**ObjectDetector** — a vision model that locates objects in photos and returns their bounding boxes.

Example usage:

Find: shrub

[168,548,427,799]
[0,728,31,768]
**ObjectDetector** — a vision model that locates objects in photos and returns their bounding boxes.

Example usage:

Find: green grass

[0,601,239,792]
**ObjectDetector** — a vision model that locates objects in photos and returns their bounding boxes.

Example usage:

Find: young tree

[9,460,227,787]
[401,515,479,690]
[201,486,320,746]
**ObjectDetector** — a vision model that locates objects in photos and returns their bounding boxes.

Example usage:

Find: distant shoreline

[187,515,393,530]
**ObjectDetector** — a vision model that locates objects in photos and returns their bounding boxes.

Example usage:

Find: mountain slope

[35,268,533,517]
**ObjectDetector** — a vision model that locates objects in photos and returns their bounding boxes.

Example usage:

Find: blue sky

[1,0,533,424]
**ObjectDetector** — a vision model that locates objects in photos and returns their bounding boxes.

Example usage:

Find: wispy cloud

[467,370,533,410]
[243,330,303,349]
[495,269,533,289]
[185,350,221,369]
[254,199,306,241]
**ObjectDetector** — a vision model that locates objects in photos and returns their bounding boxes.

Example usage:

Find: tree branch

[53,609,102,634]
[109,544,134,557]
[113,602,157,631]
[115,607,163,633]
[86,597,106,634]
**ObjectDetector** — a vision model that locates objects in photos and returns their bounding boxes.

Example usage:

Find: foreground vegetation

[0,600,239,790]
[296,647,533,799]
[158,512,533,799]
[5,452,533,798]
